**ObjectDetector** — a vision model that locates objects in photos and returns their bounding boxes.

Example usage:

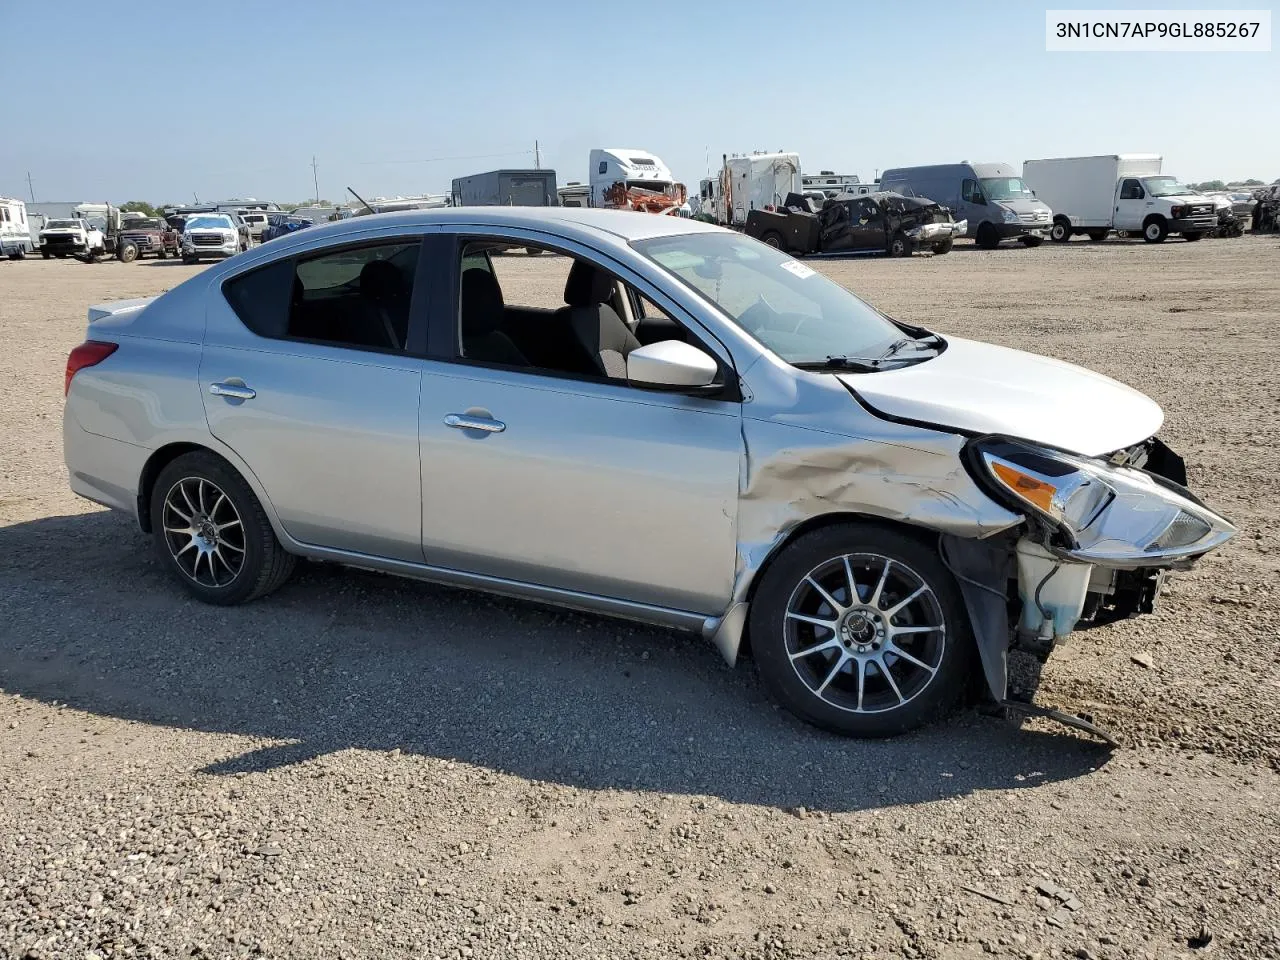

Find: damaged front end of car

[710,400,1234,724]
[952,434,1235,693]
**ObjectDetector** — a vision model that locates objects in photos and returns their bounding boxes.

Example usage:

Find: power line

[359,149,535,166]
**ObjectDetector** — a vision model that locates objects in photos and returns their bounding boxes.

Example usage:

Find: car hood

[838,337,1164,457]
[999,198,1052,216]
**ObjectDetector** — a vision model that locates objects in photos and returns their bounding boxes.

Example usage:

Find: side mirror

[626,340,719,391]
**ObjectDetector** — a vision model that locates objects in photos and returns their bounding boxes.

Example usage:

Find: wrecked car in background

[260,213,314,243]
[746,191,965,257]
[115,217,180,262]
[62,208,1234,739]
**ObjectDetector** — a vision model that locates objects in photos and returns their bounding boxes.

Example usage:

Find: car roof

[274,206,723,248]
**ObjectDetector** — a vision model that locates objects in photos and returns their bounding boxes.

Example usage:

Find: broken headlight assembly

[966,437,1235,566]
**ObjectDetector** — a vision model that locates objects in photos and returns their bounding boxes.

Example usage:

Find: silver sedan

[63,208,1234,736]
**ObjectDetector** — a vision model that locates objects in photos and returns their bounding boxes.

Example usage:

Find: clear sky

[1,0,1275,204]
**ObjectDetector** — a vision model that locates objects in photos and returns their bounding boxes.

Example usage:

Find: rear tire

[41,250,51,259]
[1019,235,1044,248]
[1182,231,1203,242]
[150,451,295,606]
[760,230,785,251]
[888,232,911,257]
[975,223,1000,249]
[1050,218,1073,243]
[1087,229,1108,242]
[931,238,953,255]
[749,523,975,738]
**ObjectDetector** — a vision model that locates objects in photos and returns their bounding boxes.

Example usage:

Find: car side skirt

[289,542,718,636]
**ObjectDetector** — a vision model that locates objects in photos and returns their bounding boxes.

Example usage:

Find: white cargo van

[1022,155,1217,243]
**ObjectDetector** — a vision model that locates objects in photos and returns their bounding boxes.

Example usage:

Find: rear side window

[223,240,421,353]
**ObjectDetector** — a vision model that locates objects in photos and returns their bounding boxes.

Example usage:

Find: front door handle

[444,413,505,433]
[209,381,257,400]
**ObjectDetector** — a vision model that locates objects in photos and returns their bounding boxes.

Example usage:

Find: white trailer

[1022,154,1218,243]
[802,171,868,197]
[0,197,35,259]
[706,153,802,227]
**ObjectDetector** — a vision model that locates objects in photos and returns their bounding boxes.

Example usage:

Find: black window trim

[219,234,436,358]
[429,231,742,403]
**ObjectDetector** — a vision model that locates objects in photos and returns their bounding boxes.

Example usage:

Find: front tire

[931,238,953,255]
[1050,217,1073,243]
[1182,231,1203,242]
[975,223,1000,250]
[118,241,139,263]
[760,230,785,250]
[1143,218,1168,243]
[1019,235,1044,247]
[151,451,295,605]
[749,524,975,737]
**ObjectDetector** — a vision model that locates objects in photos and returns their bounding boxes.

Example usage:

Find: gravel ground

[1,236,1278,960]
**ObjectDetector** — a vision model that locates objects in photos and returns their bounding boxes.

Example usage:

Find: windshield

[980,177,1035,201]
[633,232,907,365]
[1144,176,1197,198]
[186,216,232,230]
[47,219,79,229]
[123,218,165,231]
[626,180,673,193]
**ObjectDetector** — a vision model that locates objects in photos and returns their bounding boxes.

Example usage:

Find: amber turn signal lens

[991,461,1058,515]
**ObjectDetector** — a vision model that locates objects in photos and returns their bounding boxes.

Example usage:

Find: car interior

[285,242,419,351]
[457,242,693,380]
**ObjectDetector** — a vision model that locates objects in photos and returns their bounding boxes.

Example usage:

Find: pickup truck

[746,192,966,257]
[39,219,107,259]
[115,218,180,262]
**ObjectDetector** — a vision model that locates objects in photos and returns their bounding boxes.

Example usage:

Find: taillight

[65,340,118,395]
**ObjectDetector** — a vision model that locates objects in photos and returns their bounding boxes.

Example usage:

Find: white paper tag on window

[779,259,815,279]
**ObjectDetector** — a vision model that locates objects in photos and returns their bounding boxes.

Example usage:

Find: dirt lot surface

[2,236,1278,960]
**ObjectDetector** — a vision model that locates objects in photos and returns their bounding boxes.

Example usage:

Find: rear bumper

[62,409,147,519]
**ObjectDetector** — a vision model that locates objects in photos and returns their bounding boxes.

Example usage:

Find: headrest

[461,268,505,336]
[359,259,405,303]
[563,260,616,307]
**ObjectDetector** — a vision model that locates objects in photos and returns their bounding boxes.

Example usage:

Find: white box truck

[1022,154,1217,244]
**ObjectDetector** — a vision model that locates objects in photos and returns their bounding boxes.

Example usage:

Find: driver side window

[961,179,985,204]
[1120,178,1145,200]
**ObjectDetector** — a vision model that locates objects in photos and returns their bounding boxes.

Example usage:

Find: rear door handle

[209,381,256,400]
[444,413,505,433]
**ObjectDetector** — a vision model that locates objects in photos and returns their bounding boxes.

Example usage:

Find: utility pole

[311,156,320,203]
[534,140,540,170]
[25,172,35,202]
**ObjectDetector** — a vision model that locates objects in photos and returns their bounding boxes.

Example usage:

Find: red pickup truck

[116,218,180,262]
